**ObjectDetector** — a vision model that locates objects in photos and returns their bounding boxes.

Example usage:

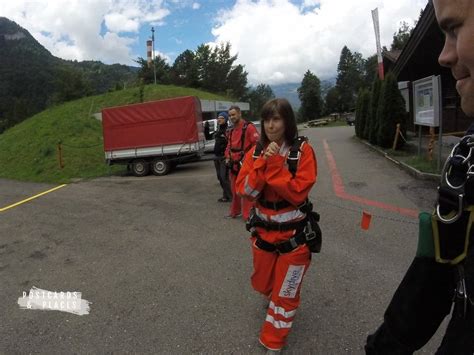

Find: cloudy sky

[1,0,428,85]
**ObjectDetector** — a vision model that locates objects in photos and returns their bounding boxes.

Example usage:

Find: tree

[324,87,339,115]
[355,89,364,138]
[226,64,248,100]
[52,66,93,104]
[366,79,381,144]
[297,70,323,121]
[368,79,382,144]
[135,56,171,85]
[363,54,378,88]
[354,88,371,138]
[376,73,407,148]
[247,84,275,119]
[170,49,199,87]
[391,21,413,51]
[186,42,248,99]
[335,46,364,112]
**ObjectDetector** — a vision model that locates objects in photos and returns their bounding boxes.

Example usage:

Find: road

[0,126,446,354]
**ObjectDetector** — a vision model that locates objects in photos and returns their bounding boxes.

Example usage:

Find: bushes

[358,73,407,149]
[355,88,370,139]
[376,73,407,148]
[367,79,382,144]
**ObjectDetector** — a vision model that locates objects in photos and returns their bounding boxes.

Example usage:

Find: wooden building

[390,2,470,133]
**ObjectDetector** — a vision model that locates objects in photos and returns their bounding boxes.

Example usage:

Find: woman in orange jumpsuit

[236,98,317,351]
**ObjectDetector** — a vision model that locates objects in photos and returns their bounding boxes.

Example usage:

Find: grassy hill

[0,84,228,183]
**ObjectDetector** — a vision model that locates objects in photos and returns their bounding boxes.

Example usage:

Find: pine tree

[355,89,364,137]
[246,84,275,119]
[359,89,371,139]
[297,70,323,121]
[335,46,364,112]
[368,79,382,144]
[376,73,407,148]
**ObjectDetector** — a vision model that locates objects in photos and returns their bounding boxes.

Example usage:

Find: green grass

[0,84,228,183]
[402,156,440,174]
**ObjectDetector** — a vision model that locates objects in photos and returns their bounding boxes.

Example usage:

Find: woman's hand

[263,142,280,160]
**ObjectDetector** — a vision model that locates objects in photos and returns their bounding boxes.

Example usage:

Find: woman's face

[264,115,285,143]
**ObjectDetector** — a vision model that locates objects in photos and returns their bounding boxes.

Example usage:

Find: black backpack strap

[240,121,249,153]
[287,136,307,177]
[253,141,264,160]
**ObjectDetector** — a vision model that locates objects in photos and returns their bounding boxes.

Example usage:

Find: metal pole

[418,125,422,156]
[151,27,157,85]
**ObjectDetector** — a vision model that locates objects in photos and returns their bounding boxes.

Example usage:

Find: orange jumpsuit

[236,140,317,351]
[225,120,260,219]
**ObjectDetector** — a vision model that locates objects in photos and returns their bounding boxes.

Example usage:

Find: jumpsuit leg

[258,245,311,350]
[251,237,278,297]
[219,160,233,200]
[229,173,242,217]
[435,243,474,355]
[214,158,232,200]
[242,198,253,220]
[213,159,225,198]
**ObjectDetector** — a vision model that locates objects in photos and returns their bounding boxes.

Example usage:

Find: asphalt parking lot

[0,126,447,354]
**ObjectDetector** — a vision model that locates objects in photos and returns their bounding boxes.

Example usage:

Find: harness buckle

[305,220,316,241]
[287,150,301,161]
[436,193,464,224]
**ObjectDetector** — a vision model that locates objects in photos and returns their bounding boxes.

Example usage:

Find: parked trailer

[102,96,205,176]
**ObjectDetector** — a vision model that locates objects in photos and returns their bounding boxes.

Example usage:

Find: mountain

[271,78,336,110]
[270,83,301,109]
[0,17,137,133]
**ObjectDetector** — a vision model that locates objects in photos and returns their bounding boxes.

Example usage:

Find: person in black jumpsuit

[366,1,474,353]
[213,112,232,202]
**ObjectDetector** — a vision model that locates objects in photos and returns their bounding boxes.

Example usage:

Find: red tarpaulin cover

[102,96,203,151]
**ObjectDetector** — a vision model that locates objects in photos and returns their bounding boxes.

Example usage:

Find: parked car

[345,112,356,126]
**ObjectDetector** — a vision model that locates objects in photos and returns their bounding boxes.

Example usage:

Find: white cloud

[211,0,428,85]
[154,50,172,64]
[192,3,201,10]
[0,0,169,65]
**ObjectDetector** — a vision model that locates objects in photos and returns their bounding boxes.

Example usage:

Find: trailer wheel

[151,158,171,176]
[131,159,149,177]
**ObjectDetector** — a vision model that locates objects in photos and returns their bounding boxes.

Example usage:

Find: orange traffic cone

[361,211,372,230]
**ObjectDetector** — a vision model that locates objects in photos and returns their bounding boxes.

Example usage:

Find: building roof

[383,50,402,63]
[392,2,450,81]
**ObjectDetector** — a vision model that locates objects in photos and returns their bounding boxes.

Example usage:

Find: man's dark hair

[228,105,241,113]
[260,98,298,145]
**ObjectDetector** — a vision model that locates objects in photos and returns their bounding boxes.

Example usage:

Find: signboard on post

[413,75,442,127]
[413,75,443,172]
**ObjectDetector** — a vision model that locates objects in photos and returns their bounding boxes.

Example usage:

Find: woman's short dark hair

[260,98,298,145]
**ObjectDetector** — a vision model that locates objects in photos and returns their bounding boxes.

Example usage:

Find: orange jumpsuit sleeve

[264,143,317,206]
[236,148,267,201]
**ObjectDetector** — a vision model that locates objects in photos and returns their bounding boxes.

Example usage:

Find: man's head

[217,111,228,126]
[228,105,242,125]
[434,0,474,116]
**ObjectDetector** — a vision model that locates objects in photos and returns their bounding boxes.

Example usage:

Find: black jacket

[214,124,228,157]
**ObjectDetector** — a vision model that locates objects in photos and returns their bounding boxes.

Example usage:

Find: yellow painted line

[0,184,67,212]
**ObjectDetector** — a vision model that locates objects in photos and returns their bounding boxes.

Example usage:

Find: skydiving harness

[245,137,322,254]
[228,121,252,175]
[432,134,474,318]
[433,134,474,265]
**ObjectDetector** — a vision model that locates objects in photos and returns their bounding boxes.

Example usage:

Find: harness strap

[288,137,306,177]
[258,198,292,211]
[250,214,308,231]
[229,121,249,156]
[254,228,307,254]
